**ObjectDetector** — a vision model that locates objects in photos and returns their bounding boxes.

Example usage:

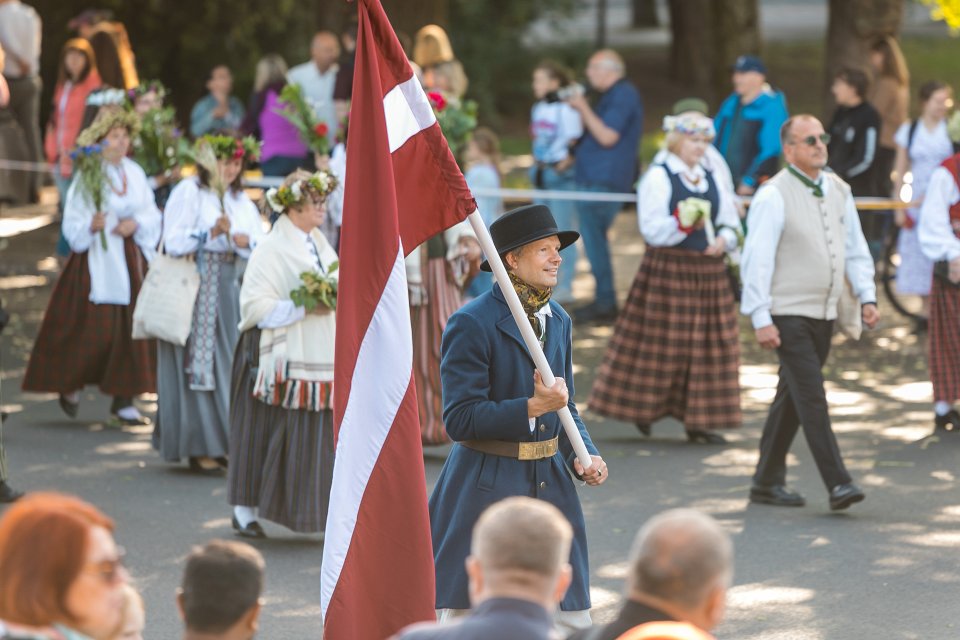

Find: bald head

[311,31,340,71]
[629,509,733,609]
[586,49,626,92]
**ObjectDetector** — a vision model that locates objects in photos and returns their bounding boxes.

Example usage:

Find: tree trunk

[824,0,904,113]
[632,0,659,28]
[668,0,759,106]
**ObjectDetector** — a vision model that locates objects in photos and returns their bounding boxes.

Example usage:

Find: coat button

[539,481,547,490]
[539,424,546,432]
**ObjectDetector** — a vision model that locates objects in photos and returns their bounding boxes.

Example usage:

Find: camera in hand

[544,83,585,104]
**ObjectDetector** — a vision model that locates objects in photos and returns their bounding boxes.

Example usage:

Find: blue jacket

[714,87,788,188]
[430,284,598,611]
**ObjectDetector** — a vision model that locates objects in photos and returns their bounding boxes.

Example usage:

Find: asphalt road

[1,211,958,640]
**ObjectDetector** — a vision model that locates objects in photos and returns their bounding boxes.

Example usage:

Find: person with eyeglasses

[741,114,879,512]
[0,493,129,640]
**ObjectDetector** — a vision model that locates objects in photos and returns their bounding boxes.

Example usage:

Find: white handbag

[132,239,200,345]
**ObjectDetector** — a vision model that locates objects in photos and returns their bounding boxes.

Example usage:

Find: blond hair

[254,54,288,93]
[413,24,454,68]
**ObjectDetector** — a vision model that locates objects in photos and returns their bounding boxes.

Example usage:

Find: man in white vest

[741,114,879,511]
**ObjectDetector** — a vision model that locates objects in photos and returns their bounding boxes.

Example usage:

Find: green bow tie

[788,166,824,198]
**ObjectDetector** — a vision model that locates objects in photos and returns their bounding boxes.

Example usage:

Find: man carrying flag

[431,204,609,631]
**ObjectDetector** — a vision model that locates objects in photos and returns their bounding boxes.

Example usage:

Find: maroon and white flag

[320,0,475,638]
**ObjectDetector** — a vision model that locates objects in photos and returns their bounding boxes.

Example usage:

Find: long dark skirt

[227,329,334,533]
[588,247,741,431]
[930,277,960,402]
[22,239,156,396]
[153,260,238,462]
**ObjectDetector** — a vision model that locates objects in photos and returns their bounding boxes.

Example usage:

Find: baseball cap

[671,98,710,116]
[732,55,766,74]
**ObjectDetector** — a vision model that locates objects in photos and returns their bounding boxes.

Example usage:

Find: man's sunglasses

[789,133,831,146]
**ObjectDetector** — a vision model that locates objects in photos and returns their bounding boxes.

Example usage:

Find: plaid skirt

[588,247,741,430]
[22,239,157,397]
[412,257,463,446]
[929,277,960,402]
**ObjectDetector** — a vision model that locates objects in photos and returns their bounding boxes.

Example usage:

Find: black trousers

[753,316,852,490]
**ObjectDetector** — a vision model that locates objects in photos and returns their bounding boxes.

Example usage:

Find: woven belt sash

[459,436,559,460]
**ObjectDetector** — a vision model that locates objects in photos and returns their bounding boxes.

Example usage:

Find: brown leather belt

[459,437,559,460]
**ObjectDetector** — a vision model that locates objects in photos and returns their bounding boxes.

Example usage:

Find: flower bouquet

[675,196,715,243]
[70,144,109,250]
[427,91,477,159]
[276,84,331,156]
[290,261,339,311]
[131,106,189,178]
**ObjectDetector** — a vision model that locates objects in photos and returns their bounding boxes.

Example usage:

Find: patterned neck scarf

[788,165,824,198]
[508,272,552,338]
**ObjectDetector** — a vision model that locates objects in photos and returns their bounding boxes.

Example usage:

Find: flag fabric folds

[320,0,475,637]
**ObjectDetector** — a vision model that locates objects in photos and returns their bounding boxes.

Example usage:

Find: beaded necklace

[106,162,128,197]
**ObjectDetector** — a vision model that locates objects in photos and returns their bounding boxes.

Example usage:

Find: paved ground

[1,204,958,639]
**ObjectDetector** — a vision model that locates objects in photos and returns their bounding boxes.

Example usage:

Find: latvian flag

[320,0,476,638]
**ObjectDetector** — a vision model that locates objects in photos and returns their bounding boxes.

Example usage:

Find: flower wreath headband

[194,134,260,163]
[75,106,141,147]
[265,170,339,214]
[662,114,716,139]
[128,79,168,102]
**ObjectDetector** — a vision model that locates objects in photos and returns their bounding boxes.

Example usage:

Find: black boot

[934,409,960,432]
[0,481,24,503]
[687,430,727,444]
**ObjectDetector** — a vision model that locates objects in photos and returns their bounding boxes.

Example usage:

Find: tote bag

[132,240,200,345]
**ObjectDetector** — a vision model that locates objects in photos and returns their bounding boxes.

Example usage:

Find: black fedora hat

[480,204,580,272]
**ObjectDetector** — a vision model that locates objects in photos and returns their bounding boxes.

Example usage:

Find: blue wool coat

[430,284,599,611]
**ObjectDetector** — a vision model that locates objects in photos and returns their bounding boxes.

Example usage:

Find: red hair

[0,493,115,626]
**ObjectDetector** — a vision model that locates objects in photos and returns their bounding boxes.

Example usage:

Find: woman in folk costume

[152,134,263,473]
[589,113,742,444]
[918,146,960,432]
[228,169,338,538]
[22,107,160,425]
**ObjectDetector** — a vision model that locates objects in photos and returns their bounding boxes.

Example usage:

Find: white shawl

[239,214,338,410]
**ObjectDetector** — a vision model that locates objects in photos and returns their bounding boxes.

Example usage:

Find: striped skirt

[412,257,463,446]
[227,329,334,533]
[22,239,156,397]
[929,277,960,402]
[588,247,741,431]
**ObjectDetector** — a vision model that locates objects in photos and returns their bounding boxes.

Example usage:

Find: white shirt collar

[535,302,553,319]
[665,153,707,180]
[789,163,824,186]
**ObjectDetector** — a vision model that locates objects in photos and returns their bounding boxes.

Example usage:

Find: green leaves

[290,262,339,312]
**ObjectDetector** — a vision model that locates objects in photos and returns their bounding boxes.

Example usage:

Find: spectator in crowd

[567,49,643,323]
[22,107,161,426]
[45,39,101,258]
[0,0,42,204]
[891,81,956,328]
[828,68,884,260]
[242,54,310,176]
[153,134,263,474]
[395,497,573,640]
[828,68,882,196]
[108,584,145,640]
[190,65,245,138]
[530,59,583,304]
[177,540,265,640]
[570,509,732,640]
[918,144,960,431]
[413,25,468,100]
[741,115,878,511]
[462,127,503,300]
[81,29,135,129]
[714,55,789,196]
[288,31,339,147]
[0,42,30,206]
[0,493,128,640]
[333,20,357,119]
[868,35,910,196]
[590,113,742,445]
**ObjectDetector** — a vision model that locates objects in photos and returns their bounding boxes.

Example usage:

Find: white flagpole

[466,210,594,471]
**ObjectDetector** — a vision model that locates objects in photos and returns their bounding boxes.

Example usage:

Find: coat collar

[491,284,562,364]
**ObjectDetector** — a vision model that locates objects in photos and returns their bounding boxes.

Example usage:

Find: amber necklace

[106,162,128,197]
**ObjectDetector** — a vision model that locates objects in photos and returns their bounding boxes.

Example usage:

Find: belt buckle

[518,438,556,460]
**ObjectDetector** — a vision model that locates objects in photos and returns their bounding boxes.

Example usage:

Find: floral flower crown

[75,106,141,147]
[194,134,260,163]
[265,170,339,213]
[662,114,715,138]
[128,79,168,102]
